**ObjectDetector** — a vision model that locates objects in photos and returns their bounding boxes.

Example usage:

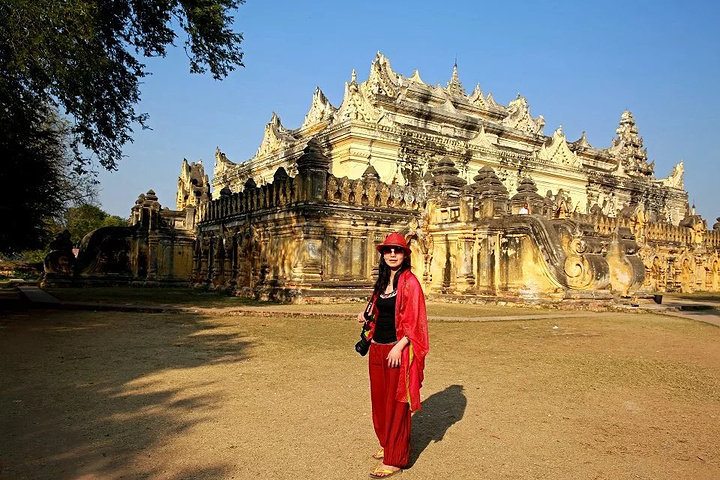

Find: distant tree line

[16,204,128,263]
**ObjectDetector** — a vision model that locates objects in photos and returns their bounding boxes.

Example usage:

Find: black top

[373,290,397,344]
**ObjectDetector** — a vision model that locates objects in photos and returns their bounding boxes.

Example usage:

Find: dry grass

[0,308,718,479]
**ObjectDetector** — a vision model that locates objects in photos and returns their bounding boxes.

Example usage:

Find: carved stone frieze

[661,160,684,189]
[301,87,337,131]
[502,94,545,136]
[255,113,297,158]
[335,72,379,123]
[178,158,210,210]
[537,126,582,169]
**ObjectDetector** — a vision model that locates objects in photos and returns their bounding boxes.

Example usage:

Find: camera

[355,333,371,356]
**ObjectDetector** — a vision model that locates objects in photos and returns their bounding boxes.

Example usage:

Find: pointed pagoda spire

[409,69,425,84]
[446,61,466,97]
[301,86,336,130]
[572,131,592,149]
[468,84,485,107]
[609,110,653,177]
[361,163,380,180]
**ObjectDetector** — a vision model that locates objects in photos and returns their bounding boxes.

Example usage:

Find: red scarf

[365,270,429,411]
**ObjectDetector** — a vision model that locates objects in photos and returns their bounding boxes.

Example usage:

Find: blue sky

[98,0,720,223]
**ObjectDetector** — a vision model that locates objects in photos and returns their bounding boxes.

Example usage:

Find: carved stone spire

[502,95,544,135]
[472,166,509,217]
[609,111,654,177]
[446,62,466,97]
[366,51,399,98]
[297,138,330,174]
[336,68,378,123]
[468,84,485,107]
[430,156,466,198]
[361,163,380,180]
[662,160,684,189]
[510,176,544,214]
[571,131,592,150]
[296,138,330,201]
[472,166,509,199]
[537,126,582,168]
[255,112,295,158]
[178,158,210,210]
[301,86,337,130]
[409,69,425,84]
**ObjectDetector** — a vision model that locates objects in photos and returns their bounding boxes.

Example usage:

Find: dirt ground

[1,304,719,480]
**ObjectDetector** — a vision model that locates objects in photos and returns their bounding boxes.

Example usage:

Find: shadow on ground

[409,384,467,467]
[0,306,253,479]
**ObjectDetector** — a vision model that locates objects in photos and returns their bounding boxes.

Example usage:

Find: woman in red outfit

[358,232,429,479]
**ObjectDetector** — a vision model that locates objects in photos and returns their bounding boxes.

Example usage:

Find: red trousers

[369,342,411,467]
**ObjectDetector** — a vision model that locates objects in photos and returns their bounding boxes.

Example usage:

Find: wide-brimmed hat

[376,232,411,255]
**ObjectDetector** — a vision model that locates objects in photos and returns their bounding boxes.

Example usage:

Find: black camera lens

[355,336,370,356]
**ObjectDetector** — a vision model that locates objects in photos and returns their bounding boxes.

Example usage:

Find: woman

[358,232,429,478]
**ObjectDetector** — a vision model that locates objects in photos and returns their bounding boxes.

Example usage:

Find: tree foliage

[64,204,128,245]
[0,0,243,254]
[1,0,243,172]
[0,80,95,254]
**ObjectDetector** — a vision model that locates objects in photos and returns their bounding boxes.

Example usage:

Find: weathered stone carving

[537,127,582,168]
[609,111,654,177]
[255,112,296,158]
[502,94,545,136]
[336,70,378,123]
[510,177,545,214]
[178,158,210,210]
[364,52,399,98]
[662,160,684,189]
[301,87,337,131]
[43,230,75,276]
[445,63,466,97]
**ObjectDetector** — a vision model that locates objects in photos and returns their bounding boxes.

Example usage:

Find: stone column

[147,237,158,280]
[223,236,233,288]
[292,227,324,284]
[493,233,502,295]
[229,232,239,289]
[200,238,209,284]
[456,234,476,292]
[351,235,364,279]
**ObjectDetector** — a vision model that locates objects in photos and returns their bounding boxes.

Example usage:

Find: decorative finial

[446,61,465,96]
[351,69,357,84]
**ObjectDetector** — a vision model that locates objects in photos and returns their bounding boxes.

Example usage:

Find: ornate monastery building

[44,53,720,300]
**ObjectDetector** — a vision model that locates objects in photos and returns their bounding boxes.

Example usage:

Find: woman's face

[382,247,406,271]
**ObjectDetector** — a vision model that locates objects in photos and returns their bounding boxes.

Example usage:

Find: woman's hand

[357,311,366,324]
[386,344,403,367]
[386,336,409,368]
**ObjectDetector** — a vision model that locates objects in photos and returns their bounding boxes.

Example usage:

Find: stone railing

[568,212,635,235]
[705,230,720,249]
[644,221,693,245]
[325,174,425,210]
[197,166,427,225]
[197,174,296,223]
